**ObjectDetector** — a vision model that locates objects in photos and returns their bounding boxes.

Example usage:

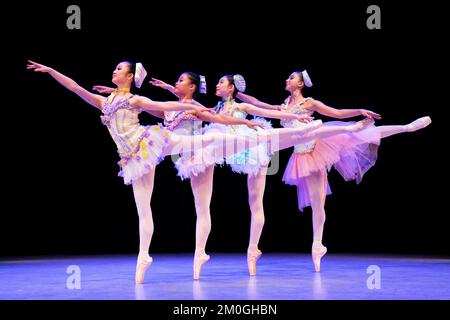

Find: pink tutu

[282,121,381,211]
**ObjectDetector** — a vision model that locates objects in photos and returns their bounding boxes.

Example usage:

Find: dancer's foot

[347,118,375,132]
[247,248,262,276]
[404,116,432,132]
[193,253,210,280]
[135,254,153,284]
[312,242,327,272]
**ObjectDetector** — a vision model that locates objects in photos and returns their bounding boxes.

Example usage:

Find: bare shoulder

[303,98,317,110]
[129,95,146,106]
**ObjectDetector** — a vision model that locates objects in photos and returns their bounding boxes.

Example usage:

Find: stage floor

[1,254,449,300]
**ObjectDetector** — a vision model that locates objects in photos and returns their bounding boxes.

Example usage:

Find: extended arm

[193,111,263,130]
[130,96,207,113]
[144,98,206,120]
[149,78,178,97]
[27,60,106,109]
[150,78,203,105]
[236,92,282,111]
[239,103,312,122]
[310,99,381,119]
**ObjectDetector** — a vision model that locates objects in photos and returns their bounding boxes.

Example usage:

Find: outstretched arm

[310,99,382,120]
[239,103,312,122]
[92,84,166,118]
[149,78,178,97]
[192,111,264,130]
[236,92,282,111]
[149,78,204,106]
[130,96,209,113]
[27,60,106,110]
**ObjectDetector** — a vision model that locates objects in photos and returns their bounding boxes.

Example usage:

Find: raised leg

[376,116,432,139]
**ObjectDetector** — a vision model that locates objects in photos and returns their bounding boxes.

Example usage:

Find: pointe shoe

[247,249,262,276]
[312,245,327,272]
[193,254,210,280]
[349,118,375,132]
[135,255,153,284]
[405,116,432,132]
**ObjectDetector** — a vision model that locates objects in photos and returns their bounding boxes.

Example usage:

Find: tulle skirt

[225,117,273,176]
[117,124,170,185]
[175,118,273,179]
[282,121,381,211]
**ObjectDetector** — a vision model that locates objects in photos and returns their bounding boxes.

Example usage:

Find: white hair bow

[134,63,147,88]
[233,74,246,92]
[302,70,313,87]
[199,75,207,94]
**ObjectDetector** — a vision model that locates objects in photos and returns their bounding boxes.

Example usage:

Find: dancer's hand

[149,78,171,90]
[360,109,381,120]
[92,85,115,94]
[27,60,52,73]
[296,115,314,123]
[246,121,265,130]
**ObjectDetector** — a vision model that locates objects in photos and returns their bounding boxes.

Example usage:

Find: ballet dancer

[150,74,316,277]
[27,60,374,282]
[237,70,432,272]
[94,71,279,279]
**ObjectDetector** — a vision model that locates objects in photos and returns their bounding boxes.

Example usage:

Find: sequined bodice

[215,100,247,119]
[101,94,146,156]
[281,97,316,154]
[214,100,248,131]
[164,111,202,135]
[280,97,314,128]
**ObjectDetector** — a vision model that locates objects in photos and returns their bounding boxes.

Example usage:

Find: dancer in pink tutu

[237,70,432,272]
[28,60,374,283]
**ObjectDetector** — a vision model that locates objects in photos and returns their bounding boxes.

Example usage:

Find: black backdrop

[3,1,447,257]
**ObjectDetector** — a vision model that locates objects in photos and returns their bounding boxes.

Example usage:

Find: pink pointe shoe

[193,253,210,280]
[135,255,153,284]
[405,116,432,132]
[247,249,262,276]
[312,244,327,272]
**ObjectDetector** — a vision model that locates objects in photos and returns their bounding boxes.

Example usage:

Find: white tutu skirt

[224,117,273,176]
[175,118,273,179]
[117,124,171,185]
[174,146,225,180]
[173,122,227,180]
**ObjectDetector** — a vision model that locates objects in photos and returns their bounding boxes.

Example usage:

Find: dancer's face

[215,76,234,98]
[285,72,304,92]
[112,62,133,86]
[174,73,195,97]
